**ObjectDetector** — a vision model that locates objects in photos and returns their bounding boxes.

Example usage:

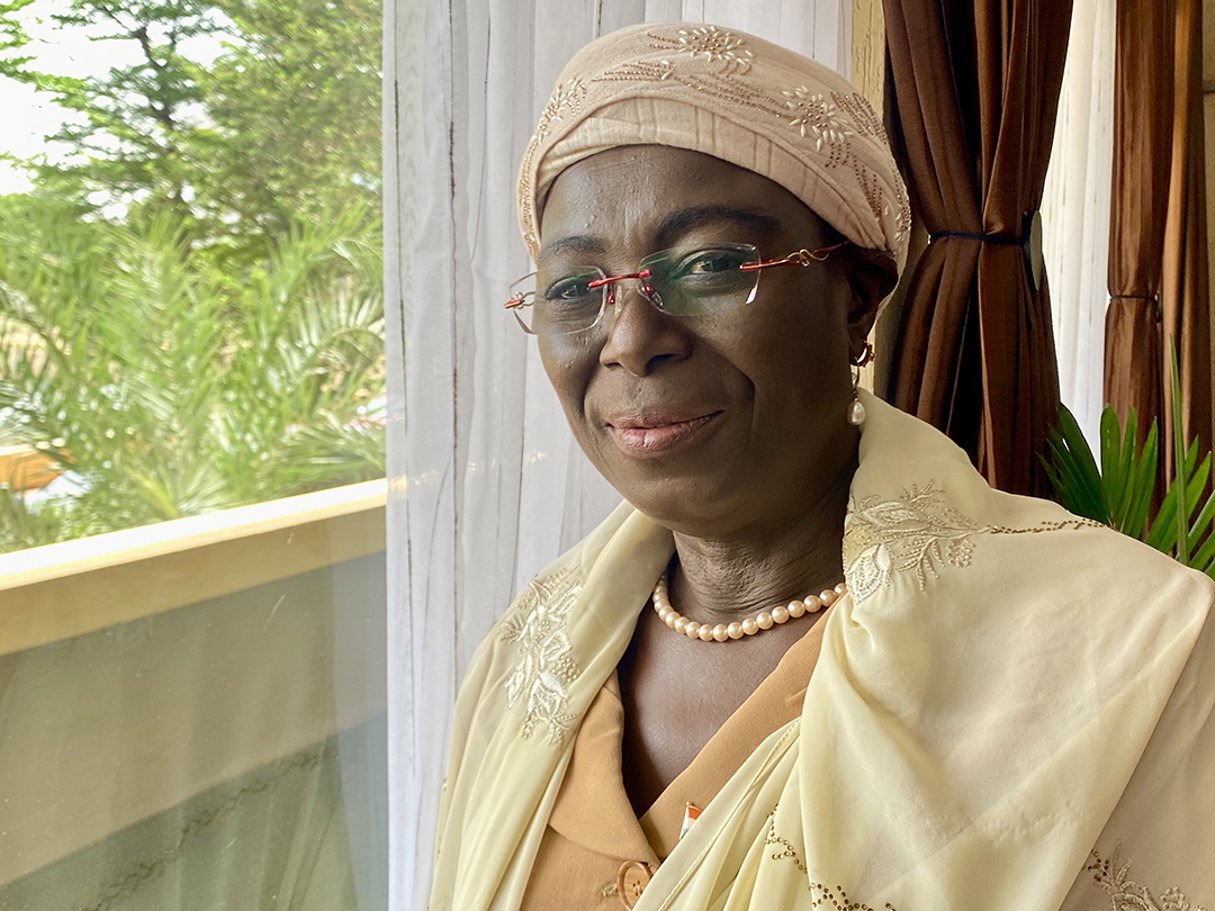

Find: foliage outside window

[0,0,384,554]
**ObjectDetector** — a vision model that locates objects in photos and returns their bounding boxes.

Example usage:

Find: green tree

[0,0,385,553]
[0,0,218,223]
[0,0,381,254]
[0,194,384,553]
[193,0,382,249]
[0,0,36,76]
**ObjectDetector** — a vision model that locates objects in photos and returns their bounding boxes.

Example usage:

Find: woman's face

[537,146,878,538]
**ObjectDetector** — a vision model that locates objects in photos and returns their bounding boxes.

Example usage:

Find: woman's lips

[605,412,721,457]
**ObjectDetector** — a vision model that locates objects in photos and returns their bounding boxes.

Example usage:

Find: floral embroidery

[593,60,772,116]
[836,92,888,143]
[518,78,587,252]
[597,41,861,167]
[783,86,853,157]
[655,25,754,75]
[535,78,587,140]
[843,482,1105,602]
[844,483,979,602]
[852,158,893,238]
[894,181,912,249]
[500,565,583,745]
[763,812,898,910]
[831,92,910,246]
[1086,847,1207,911]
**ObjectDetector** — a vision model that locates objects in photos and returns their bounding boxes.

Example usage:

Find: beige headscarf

[517,22,911,273]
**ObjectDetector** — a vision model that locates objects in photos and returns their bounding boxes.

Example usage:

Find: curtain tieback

[929,211,1045,292]
[929,229,1021,245]
[1109,293,1163,322]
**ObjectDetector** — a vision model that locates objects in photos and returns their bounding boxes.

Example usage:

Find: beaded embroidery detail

[518,78,588,253]
[784,86,852,152]
[660,25,754,74]
[1086,847,1206,911]
[500,564,583,745]
[762,812,899,910]
[536,78,588,140]
[843,482,1104,602]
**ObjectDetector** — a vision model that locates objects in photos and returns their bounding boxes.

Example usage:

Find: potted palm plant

[1043,348,1215,577]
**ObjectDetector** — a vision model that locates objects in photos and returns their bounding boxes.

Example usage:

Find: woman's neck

[667,458,853,625]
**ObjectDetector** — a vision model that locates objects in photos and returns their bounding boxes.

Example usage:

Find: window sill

[0,479,387,657]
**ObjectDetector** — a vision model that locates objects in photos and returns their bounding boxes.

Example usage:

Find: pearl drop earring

[847,387,866,426]
[847,342,874,426]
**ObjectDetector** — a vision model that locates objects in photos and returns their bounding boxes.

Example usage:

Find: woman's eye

[683,251,745,275]
[545,275,597,301]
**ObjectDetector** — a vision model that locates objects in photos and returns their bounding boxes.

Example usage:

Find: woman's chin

[611,473,752,535]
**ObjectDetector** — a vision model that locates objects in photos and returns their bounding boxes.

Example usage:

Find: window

[0,1,386,906]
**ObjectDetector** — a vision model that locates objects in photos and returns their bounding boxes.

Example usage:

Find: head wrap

[517,22,911,274]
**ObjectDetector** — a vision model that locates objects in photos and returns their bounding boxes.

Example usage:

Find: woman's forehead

[538,146,825,254]
[546,146,775,202]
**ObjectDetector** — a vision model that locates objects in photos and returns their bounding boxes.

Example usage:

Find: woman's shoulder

[445,499,671,765]
[853,393,1215,605]
[460,499,649,692]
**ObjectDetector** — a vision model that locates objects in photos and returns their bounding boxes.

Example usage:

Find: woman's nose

[598,282,691,376]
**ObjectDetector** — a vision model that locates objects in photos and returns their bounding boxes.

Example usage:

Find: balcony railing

[0,478,387,654]
[0,480,387,905]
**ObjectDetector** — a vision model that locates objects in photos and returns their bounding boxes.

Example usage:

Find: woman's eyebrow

[538,234,605,261]
[539,207,780,262]
[656,206,781,243]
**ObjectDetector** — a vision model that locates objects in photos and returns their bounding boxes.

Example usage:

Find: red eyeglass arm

[738,241,849,272]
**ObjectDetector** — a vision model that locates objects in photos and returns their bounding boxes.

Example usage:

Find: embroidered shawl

[429,392,1215,911]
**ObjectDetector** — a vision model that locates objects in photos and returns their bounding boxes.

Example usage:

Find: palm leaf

[1043,404,1109,523]
[0,197,384,554]
[1144,442,1204,552]
[1046,341,1215,578]
[1121,421,1159,540]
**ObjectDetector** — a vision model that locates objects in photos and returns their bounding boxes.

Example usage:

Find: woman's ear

[844,248,899,357]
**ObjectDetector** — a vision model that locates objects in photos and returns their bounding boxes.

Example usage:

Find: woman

[429,23,1215,911]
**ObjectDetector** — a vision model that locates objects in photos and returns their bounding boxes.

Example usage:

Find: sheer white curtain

[1041,0,1116,445]
[384,2,851,907]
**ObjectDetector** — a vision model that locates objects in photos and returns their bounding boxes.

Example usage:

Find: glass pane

[0,0,386,906]
[0,0,385,551]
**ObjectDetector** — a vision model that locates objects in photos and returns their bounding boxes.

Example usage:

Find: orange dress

[521,610,832,909]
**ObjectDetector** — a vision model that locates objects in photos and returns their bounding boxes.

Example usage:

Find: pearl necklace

[652,571,847,643]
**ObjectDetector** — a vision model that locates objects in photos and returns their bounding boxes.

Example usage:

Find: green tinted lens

[532,268,604,334]
[646,245,759,315]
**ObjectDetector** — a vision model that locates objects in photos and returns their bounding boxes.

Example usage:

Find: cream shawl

[429,392,1215,911]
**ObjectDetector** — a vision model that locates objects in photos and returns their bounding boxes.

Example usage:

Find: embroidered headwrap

[517,22,911,274]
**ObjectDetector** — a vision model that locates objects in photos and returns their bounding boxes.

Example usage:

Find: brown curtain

[1104,0,1172,459]
[1107,0,1212,475]
[883,0,1072,497]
